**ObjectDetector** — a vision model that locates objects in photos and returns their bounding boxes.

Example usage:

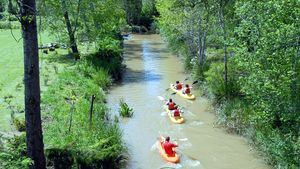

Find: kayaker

[172,106,181,117]
[175,81,183,90]
[183,84,191,94]
[162,136,178,157]
[166,99,176,110]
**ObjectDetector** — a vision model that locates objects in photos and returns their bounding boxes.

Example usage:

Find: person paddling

[183,84,191,94]
[162,136,178,157]
[172,105,181,118]
[166,99,176,110]
[175,81,183,90]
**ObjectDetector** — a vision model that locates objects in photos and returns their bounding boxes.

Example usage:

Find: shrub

[216,98,251,134]
[254,129,300,168]
[92,68,111,90]
[205,61,240,99]
[13,118,26,132]
[119,99,133,118]
[42,61,125,168]
[0,133,32,169]
[86,50,123,80]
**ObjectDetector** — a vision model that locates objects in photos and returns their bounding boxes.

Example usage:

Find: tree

[122,0,142,25]
[60,0,79,55]
[19,0,46,168]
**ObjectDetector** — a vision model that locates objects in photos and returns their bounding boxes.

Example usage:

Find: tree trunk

[61,0,79,54]
[197,17,203,65]
[20,0,46,168]
[218,1,228,97]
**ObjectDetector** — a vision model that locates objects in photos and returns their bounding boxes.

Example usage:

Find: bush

[13,118,26,132]
[216,98,252,134]
[87,38,124,80]
[42,59,125,168]
[119,99,133,118]
[46,148,73,169]
[205,61,240,99]
[254,129,300,168]
[0,133,32,169]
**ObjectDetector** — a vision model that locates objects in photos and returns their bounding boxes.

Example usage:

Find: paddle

[165,77,189,91]
[174,138,188,142]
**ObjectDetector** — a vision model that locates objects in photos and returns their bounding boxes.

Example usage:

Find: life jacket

[173,109,180,117]
[176,83,183,90]
[163,141,177,157]
[168,102,175,110]
[185,87,191,94]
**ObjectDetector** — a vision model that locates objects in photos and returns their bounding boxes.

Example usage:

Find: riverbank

[107,34,270,169]
[0,29,127,168]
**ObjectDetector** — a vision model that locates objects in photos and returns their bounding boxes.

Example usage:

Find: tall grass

[42,53,126,168]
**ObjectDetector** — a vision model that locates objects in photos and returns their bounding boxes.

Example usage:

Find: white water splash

[157,96,165,101]
[159,163,182,169]
[184,159,201,167]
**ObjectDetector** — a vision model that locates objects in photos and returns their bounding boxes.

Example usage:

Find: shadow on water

[124,43,170,61]
[122,67,162,84]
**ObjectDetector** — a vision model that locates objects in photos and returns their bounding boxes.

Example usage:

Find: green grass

[0,29,63,131]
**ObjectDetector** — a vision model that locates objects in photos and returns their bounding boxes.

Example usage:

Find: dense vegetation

[42,53,126,168]
[156,0,299,168]
[1,0,299,168]
[0,0,127,168]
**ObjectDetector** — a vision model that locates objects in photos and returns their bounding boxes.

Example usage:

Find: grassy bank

[0,28,126,168]
[41,51,125,168]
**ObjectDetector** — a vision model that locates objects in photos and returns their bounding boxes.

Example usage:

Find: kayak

[164,106,184,124]
[170,84,196,100]
[158,136,180,163]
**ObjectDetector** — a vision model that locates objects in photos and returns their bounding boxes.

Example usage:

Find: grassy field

[0,29,63,131]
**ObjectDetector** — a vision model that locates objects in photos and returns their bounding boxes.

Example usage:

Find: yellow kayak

[170,84,196,100]
[158,136,180,163]
[164,106,184,124]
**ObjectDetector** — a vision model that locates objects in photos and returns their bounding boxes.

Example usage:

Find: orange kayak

[158,136,180,163]
[170,84,195,100]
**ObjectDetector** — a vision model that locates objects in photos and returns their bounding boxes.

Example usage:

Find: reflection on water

[107,34,269,169]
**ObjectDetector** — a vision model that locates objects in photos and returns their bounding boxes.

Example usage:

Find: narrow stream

[107,34,270,169]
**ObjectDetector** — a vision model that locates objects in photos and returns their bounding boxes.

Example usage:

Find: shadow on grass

[41,52,76,66]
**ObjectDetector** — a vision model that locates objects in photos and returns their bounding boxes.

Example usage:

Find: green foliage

[40,0,126,49]
[0,0,6,14]
[42,53,126,168]
[156,0,300,168]
[122,0,142,25]
[0,20,20,29]
[0,133,32,169]
[119,99,133,118]
[12,117,25,132]
[216,98,252,134]
[205,61,240,98]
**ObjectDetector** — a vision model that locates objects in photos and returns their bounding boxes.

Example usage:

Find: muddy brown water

[107,34,270,169]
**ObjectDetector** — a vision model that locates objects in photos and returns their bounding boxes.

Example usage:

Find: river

[107,34,270,169]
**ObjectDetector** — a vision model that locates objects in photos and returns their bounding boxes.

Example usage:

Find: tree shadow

[42,53,76,66]
[120,67,162,84]
[124,42,170,61]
